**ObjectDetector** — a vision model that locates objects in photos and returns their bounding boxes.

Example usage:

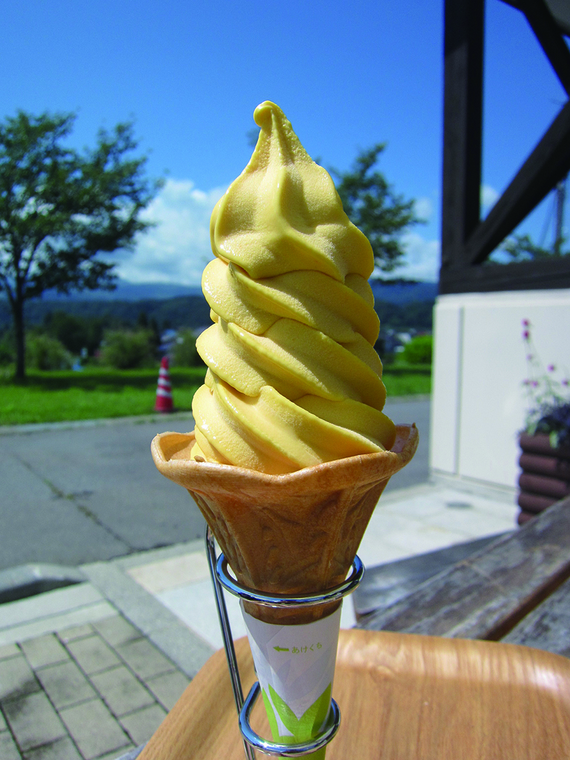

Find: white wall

[430,288,570,490]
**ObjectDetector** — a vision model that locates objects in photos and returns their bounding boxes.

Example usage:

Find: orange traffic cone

[154,356,174,413]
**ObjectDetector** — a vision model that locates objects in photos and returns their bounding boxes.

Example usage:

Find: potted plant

[517,320,570,525]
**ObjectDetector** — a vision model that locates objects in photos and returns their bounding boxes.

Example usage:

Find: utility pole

[553,175,566,255]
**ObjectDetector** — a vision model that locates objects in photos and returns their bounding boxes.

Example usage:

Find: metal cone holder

[205,526,365,759]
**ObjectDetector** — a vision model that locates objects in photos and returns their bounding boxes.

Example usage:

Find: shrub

[26,333,73,370]
[0,331,14,366]
[401,335,433,365]
[171,328,203,367]
[99,330,156,370]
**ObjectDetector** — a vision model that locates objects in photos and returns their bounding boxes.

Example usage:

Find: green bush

[0,331,14,366]
[26,333,73,371]
[171,328,203,367]
[99,330,156,370]
[401,335,433,365]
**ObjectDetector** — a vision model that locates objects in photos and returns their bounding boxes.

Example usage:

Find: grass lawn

[0,367,205,425]
[383,364,432,398]
[0,364,431,426]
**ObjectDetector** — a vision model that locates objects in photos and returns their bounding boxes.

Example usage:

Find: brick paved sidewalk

[0,549,214,760]
[0,614,190,760]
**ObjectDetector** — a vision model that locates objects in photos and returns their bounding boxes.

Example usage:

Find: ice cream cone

[151,423,418,625]
[152,423,417,754]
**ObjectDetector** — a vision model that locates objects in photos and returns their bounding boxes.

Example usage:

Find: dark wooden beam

[439,256,570,294]
[502,0,570,38]
[522,0,570,95]
[463,98,570,267]
[440,0,484,270]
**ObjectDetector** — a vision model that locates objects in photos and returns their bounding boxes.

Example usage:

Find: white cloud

[481,184,499,212]
[413,196,433,222]
[118,178,226,286]
[396,231,440,282]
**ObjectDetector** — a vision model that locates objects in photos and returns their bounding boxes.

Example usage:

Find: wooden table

[135,496,570,759]
[137,628,570,759]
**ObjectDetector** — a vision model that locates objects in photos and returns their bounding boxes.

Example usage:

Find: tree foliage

[500,180,568,262]
[43,309,106,357]
[0,110,162,379]
[501,233,567,262]
[330,144,421,275]
[172,327,204,367]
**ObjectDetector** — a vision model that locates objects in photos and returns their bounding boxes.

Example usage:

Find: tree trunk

[12,292,26,382]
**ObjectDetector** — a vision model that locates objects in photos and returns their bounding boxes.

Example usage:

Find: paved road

[0,398,429,571]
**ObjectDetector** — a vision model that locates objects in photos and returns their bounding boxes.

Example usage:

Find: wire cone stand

[205,526,364,758]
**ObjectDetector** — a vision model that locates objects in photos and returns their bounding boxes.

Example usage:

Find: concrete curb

[81,552,215,680]
[0,411,195,436]
[0,563,86,604]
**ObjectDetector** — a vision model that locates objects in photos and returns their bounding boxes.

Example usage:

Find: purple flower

[520,323,569,446]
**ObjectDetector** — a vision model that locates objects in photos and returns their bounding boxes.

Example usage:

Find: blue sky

[2,0,567,285]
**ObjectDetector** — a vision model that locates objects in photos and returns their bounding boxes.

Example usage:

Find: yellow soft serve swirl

[191,101,396,474]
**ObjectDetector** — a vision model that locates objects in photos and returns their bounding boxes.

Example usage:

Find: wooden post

[440,0,484,276]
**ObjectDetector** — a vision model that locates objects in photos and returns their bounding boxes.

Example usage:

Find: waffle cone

[151,424,418,624]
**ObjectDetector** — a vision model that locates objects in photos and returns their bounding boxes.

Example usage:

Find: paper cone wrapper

[242,603,341,758]
[151,424,418,625]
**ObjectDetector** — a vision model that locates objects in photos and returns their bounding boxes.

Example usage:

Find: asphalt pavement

[0,398,429,572]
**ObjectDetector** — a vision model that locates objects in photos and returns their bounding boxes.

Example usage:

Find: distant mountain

[41,279,201,302]
[38,278,438,305]
[0,278,438,336]
[371,280,438,304]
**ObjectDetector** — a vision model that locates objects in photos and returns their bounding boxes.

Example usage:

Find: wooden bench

[352,531,510,619]
[356,495,570,657]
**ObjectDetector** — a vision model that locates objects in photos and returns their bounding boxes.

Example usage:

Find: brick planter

[517,433,570,525]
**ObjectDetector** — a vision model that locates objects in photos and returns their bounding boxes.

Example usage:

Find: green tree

[330,144,420,275]
[42,309,109,357]
[172,328,203,367]
[137,309,160,354]
[501,179,568,262]
[0,110,162,380]
[501,233,567,262]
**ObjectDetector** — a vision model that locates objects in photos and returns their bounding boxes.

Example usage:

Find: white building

[432,0,570,492]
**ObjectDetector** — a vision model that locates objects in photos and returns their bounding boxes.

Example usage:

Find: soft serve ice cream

[151,101,418,758]
[191,101,396,474]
